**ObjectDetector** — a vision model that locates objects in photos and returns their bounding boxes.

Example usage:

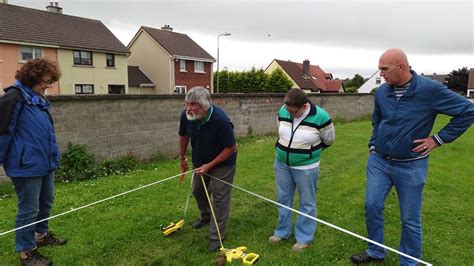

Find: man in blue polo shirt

[178,86,237,252]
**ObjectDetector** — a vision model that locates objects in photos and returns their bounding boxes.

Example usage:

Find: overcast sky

[11,0,474,79]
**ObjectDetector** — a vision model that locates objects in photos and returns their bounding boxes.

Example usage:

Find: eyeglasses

[41,79,54,87]
[285,105,304,116]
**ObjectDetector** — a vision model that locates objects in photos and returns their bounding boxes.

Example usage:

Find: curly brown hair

[15,58,61,88]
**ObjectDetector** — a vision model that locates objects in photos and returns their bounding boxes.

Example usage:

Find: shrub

[56,143,100,181]
[56,143,139,182]
[100,153,139,176]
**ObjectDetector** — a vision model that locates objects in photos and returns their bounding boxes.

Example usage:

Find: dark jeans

[192,164,235,241]
[11,173,55,252]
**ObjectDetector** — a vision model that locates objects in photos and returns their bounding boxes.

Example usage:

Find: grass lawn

[0,116,472,265]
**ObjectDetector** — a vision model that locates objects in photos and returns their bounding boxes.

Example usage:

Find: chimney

[303,59,310,76]
[161,25,173,31]
[46,1,62,14]
[1,0,8,4]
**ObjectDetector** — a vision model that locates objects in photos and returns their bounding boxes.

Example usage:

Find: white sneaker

[268,235,283,243]
[292,243,309,251]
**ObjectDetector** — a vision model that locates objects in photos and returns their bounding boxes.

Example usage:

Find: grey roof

[420,73,448,84]
[0,3,128,54]
[128,66,155,87]
[140,26,214,60]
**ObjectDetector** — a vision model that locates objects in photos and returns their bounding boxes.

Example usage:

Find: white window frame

[75,84,94,94]
[180,59,186,72]
[174,85,187,94]
[375,77,381,85]
[194,61,205,73]
[19,46,43,61]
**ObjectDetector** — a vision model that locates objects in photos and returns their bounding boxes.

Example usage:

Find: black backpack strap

[0,86,23,135]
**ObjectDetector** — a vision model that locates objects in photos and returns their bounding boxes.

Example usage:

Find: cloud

[11,0,473,77]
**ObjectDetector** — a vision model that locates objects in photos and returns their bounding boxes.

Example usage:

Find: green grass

[0,116,472,265]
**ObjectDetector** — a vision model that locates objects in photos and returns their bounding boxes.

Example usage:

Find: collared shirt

[179,105,236,168]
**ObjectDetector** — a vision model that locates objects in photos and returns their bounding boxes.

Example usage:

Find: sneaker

[292,242,309,252]
[36,231,67,247]
[191,218,210,229]
[350,251,384,264]
[268,235,283,243]
[20,249,52,266]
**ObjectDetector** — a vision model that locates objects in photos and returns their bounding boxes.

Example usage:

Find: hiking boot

[292,242,309,252]
[350,251,384,264]
[208,240,221,252]
[20,249,52,266]
[191,218,210,229]
[36,231,67,247]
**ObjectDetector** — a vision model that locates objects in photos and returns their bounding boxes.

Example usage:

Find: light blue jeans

[273,159,319,244]
[11,173,55,252]
[365,153,428,266]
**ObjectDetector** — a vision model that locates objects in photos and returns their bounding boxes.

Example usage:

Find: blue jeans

[273,159,319,244]
[365,153,428,266]
[11,173,55,252]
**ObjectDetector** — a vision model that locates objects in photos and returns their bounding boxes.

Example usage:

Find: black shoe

[36,231,67,247]
[350,251,384,264]
[191,218,210,229]
[208,240,221,253]
[20,249,52,266]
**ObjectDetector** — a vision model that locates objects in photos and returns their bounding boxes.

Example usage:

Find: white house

[358,70,384,93]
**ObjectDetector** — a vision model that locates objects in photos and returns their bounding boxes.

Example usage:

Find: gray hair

[185,86,212,110]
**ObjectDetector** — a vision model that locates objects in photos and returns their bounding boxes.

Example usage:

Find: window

[73,50,93,65]
[180,60,186,72]
[106,54,115,67]
[19,46,43,61]
[194,61,205,73]
[375,77,381,85]
[174,86,187,94]
[75,84,94,94]
[108,85,125,94]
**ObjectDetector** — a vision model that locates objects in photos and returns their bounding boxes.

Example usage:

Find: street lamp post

[216,32,231,93]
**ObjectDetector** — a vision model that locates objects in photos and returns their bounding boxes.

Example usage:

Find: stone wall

[0,93,374,182]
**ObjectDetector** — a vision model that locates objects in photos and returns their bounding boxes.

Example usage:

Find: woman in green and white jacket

[268,88,335,251]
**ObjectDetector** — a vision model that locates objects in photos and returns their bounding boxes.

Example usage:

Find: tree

[214,68,292,93]
[265,68,293,93]
[344,73,365,93]
[445,67,469,95]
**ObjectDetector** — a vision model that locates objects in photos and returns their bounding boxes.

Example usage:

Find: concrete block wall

[0,93,374,182]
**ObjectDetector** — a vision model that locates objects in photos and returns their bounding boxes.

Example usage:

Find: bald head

[380,48,409,66]
[378,48,413,86]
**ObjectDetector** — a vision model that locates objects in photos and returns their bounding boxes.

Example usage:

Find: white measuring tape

[0,170,192,236]
[0,169,434,265]
[204,173,433,266]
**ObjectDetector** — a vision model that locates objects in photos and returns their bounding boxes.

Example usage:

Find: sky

[10,0,474,79]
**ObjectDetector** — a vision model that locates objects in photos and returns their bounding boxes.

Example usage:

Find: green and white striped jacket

[275,102,335,167]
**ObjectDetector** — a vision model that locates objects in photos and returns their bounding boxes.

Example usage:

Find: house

[0,2,129,95]
[358,70,384,93]
[468,68,474,99]
[127,25,215,94]
[128,65,155,94]
[420,73,448,85]
[265,59,344,93]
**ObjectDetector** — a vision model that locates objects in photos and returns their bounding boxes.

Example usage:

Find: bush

[56,143,100,181]
[100,153,139,176]
[56,143,139,182]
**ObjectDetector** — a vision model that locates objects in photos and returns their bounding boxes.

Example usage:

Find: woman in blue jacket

[0,59,66,266]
